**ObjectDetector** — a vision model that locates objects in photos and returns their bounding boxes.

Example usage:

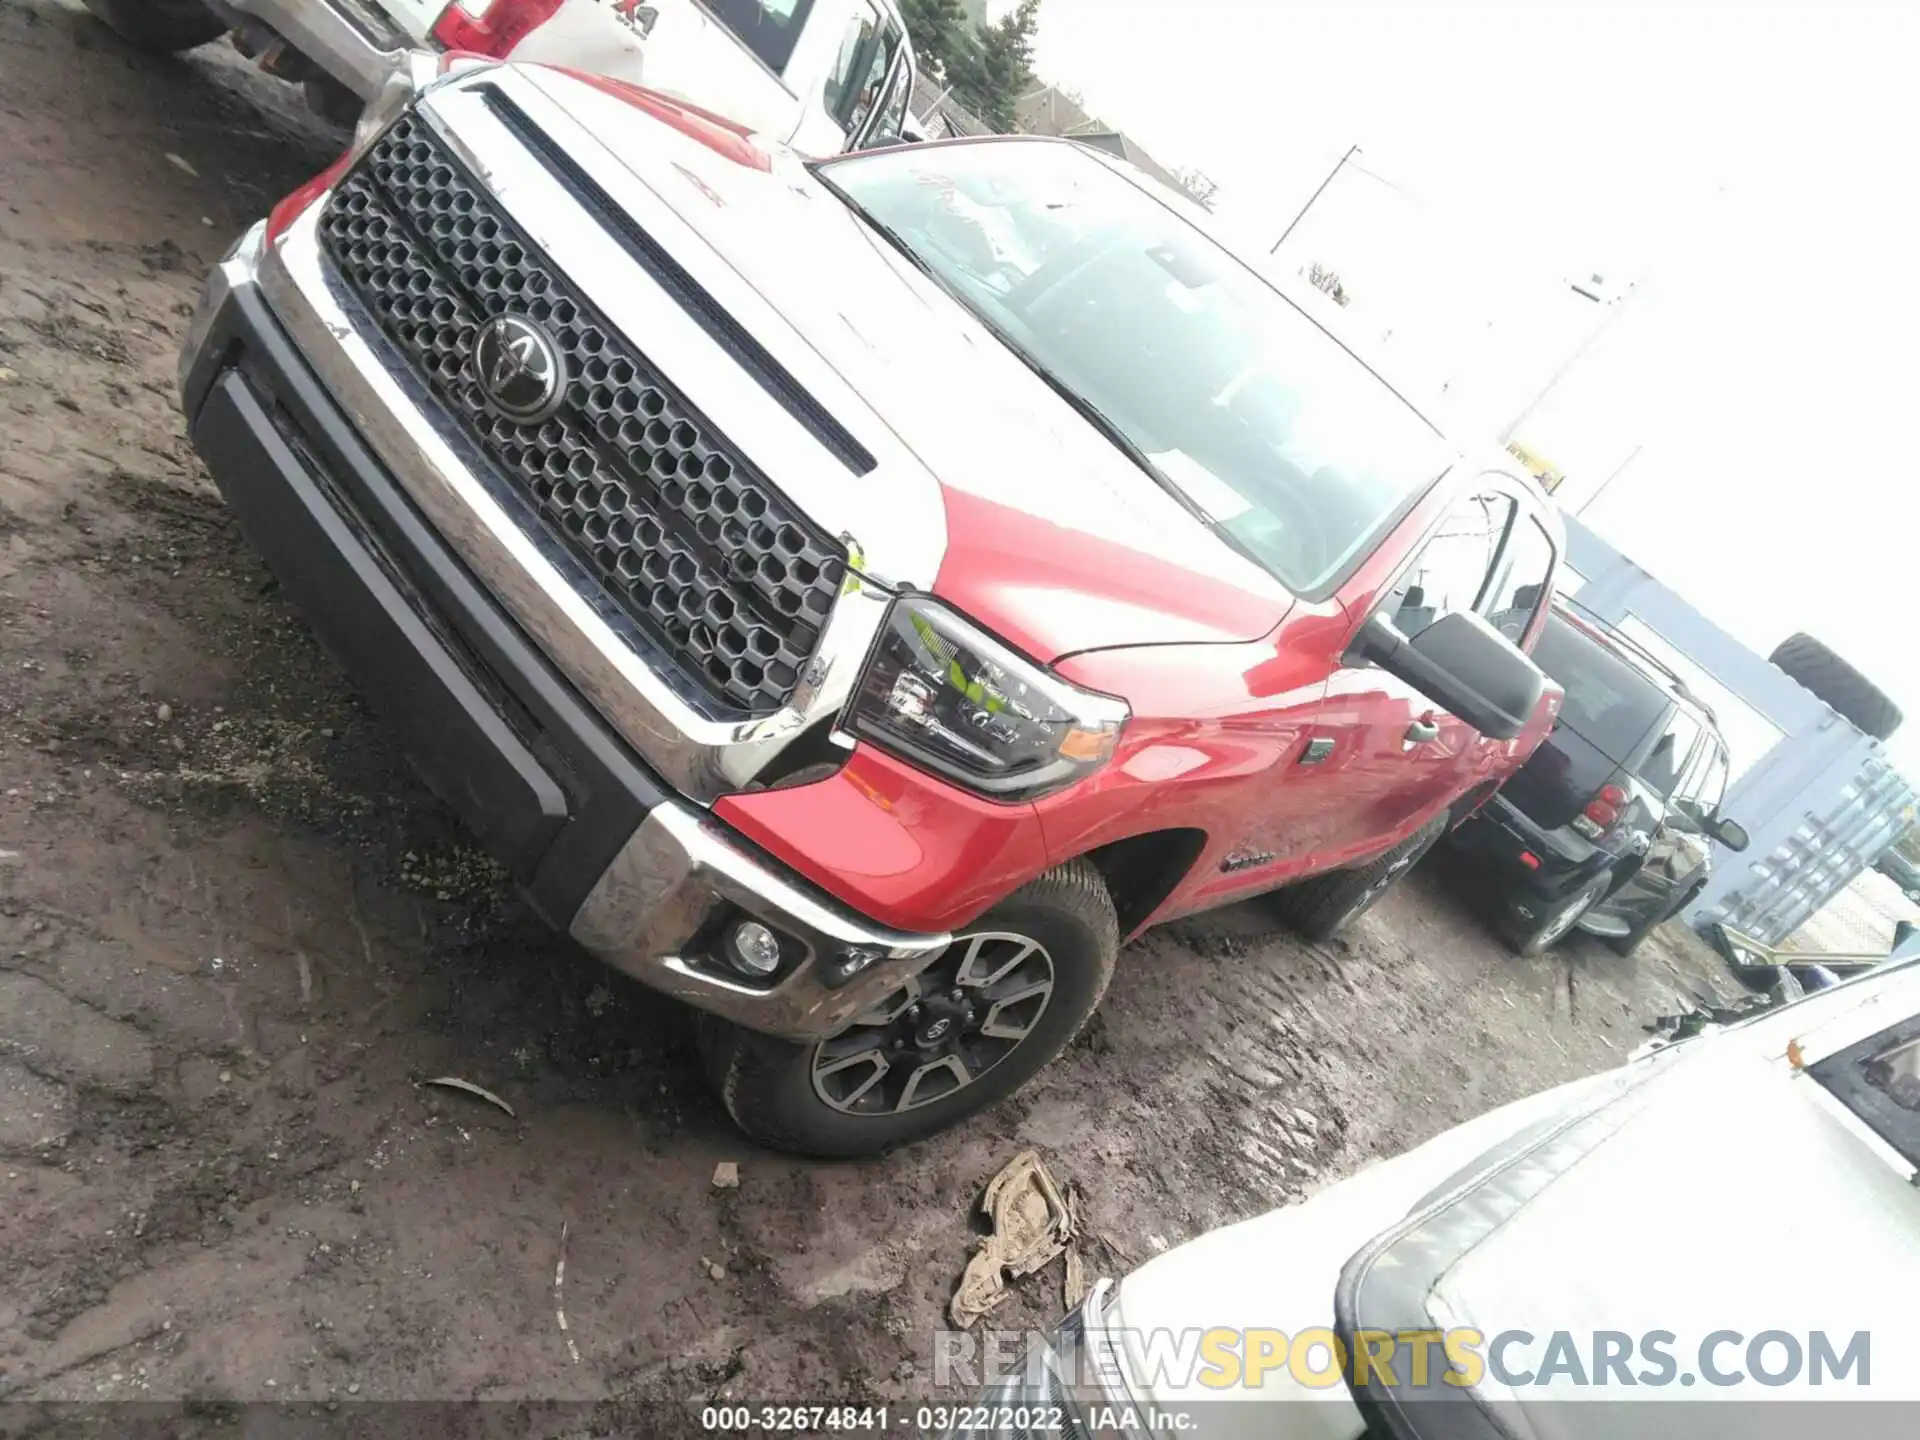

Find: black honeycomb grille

[316,114,845,719]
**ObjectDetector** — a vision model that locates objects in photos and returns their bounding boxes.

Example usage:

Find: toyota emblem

[472,314,565,423]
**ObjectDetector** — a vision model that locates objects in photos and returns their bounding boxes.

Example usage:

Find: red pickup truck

[178,59,1562,1155]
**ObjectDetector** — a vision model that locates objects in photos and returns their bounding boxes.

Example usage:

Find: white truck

[84,0,920,155]
[941,937,1920,1435]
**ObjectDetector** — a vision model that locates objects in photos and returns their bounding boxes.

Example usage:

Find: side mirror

[1710,816,1751,853]
[1349,610,1547,742]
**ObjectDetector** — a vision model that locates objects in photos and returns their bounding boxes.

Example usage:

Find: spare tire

[1770,633,1902,740]
[82,0,228,52]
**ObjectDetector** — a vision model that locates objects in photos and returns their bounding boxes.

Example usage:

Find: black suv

[1455,602,1751,956]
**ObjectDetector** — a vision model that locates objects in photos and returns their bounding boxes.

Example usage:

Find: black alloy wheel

[810,931,1057,1115]
[698,860,1118,1157]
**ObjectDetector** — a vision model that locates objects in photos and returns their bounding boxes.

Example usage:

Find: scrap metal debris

[1062,1247,1087,1312]
[1628,915,1919,1062]
[1061,1183,1089,1311]
[949,1150,1078,1329]
[419,1076,516,1118]
[554,1222,581,1365]
[1710,922,1886,988]
[1633,989,1782,1059]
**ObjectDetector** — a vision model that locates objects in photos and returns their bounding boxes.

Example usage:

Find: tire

[1503,871,1610,957]
[1607,878,1704,958]
[1272,813,1448,942]
[698,860,1118,1158]
[1770,633,1902,741]
[82,0,228,52]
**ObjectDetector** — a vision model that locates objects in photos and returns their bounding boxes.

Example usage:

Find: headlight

[846,598,1127,801]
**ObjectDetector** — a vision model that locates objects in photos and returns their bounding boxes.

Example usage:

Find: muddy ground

[0,0,1737,1420]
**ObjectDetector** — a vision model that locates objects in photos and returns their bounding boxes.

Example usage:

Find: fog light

[725,920,782,978]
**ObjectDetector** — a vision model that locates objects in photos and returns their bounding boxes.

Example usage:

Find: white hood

[1104,1073,1611,1439]
[1103,963,1920,1437]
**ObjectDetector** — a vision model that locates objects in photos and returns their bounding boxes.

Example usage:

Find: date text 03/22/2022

[698,1404,1196,1434]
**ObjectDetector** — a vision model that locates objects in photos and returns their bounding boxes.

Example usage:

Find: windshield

[818,140,1454,592]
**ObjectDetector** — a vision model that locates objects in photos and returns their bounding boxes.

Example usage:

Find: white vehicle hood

[1107,965,1920,1438]
[1105,1073,1613,1440]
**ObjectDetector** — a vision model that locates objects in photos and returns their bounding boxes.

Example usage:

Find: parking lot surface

[0,0,1733,1407]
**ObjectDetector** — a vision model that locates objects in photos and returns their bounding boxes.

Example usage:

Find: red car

[179,59,1562,1155]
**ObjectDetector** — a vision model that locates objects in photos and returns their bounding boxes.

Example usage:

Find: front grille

[478,86,878,477]
[317,114,846,718]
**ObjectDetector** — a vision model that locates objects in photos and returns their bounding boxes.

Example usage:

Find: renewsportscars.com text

[935,1327,1872,1391]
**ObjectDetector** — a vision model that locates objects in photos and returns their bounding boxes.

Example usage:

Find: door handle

[1404,719,1441,746]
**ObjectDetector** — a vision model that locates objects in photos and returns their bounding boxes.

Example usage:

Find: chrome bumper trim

[223,0,407,100]
[177,220,263,404]
[571,806,950,1041]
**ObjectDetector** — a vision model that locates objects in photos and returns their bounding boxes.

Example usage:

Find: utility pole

[1574,443,1643,519]
[1499,275,1642,445]
[1270,144,1358,255]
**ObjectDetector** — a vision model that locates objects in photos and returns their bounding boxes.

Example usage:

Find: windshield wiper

[1002,352,1218,528]
[981,338,1284,575]
[811,166,941,280]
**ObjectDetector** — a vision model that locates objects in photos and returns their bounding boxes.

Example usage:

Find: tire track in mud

[1093,876,1572,1214]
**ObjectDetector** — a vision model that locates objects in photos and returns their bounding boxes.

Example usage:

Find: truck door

[855,42,916,148]
[369,0,449,41]
[1305,485,1556,866]
[793,2,908,153]
[617,0,825,140]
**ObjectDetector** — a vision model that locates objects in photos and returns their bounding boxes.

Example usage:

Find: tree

[1173,167,1219,211]
[938,0,1042,131]
[1307,262,1351,307]
[902,0,1046,134]
[973,0,1043,129]
[899,0,970,80]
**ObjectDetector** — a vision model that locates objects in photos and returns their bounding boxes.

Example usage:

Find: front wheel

[699,861,1119,1157]
[82,0,229,52]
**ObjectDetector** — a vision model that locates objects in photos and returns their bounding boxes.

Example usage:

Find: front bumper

[179,224,947,1041]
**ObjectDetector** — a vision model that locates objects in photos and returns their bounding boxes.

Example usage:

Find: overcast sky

[1016,0,1920,769]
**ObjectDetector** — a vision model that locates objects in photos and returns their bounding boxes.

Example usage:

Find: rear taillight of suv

[432,0,565,53]
[1572,782,1629,840]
